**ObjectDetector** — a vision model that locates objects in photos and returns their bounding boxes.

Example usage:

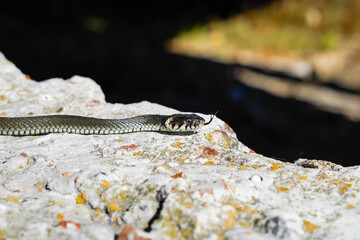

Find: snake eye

[186,119,193,125]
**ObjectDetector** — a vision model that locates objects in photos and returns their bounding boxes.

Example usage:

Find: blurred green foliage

[177,0,360,53]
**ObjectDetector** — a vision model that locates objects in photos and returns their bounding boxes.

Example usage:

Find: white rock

[0,51,359,240]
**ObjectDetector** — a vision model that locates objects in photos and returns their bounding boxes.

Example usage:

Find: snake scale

[0,114,213,136]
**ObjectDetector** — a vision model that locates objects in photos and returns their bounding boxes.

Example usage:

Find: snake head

[165,114,206,132]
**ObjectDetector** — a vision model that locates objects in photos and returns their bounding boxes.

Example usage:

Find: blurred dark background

[1,1,359,166]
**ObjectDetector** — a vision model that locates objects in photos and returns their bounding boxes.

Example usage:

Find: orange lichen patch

[92,99,100,104]
[303,220,319,233]
[199,189,214,197]
[200,147,219,158]
[249,148,256,153]
[56,213,64,220]
[339,183,352,194]
[12,189,20,193]
[58,220,81,230]
[109,203,122,211]
[118,225,152,240]
[350,193,357,198]
[172,142,183,148]
[133,152,142,156]
[94,209,101,215]
[276,187,289,192]
[24,74,31,79]
[61,172,70,177]
[214,130,228,135]
[5,196,19,203]
[170,172,183,179]
[222,179,229,190]
[120,144,138,151]
[171,186,176,193]
[75,192,87,204]
[228,164,236,168]
[0,112,6,116]
[74,176,80,183]
[204,161,215,165]
[270,163,280,171]
[199,145,204,149]
[347,204,356,209]
[19,152,28,158]
[0,95,6,101]
[252,164,262,169]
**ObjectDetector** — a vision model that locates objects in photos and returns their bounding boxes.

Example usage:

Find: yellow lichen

[133,152,142,156]
[270,163,279,171]
[5,196,19,203]
[276,187,289,192]
[158,164,170,169]
[172,142,183,148]
[243,205,250,212]
[204,161,215,165]
[56,213,64,220]
[240,221,250,228]
[298,175,308,180]
[347,204,356,209]
[48,201,65,206]
[339,183,352,194]
[252,164,262,169]
[223,140,233,149]
[35,181,43,192]
[303,220,319,233]
[206,133,213,141]
[94,209,101,215]
[100,179,110,189]
[228,210,235,218]
[75,192,87,204]
[0,228,7,238]
[109,203,122,211]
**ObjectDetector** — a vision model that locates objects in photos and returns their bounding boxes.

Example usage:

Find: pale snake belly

[0,114,212,136]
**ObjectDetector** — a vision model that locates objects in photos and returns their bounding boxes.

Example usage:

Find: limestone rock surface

[0,52,359,240]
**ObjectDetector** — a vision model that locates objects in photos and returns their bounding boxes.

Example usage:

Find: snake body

[0,114,209,136]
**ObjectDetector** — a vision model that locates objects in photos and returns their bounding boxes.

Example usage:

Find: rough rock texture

[0,52,359,240]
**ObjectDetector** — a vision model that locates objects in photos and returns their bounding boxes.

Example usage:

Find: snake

[0,114,214,136]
